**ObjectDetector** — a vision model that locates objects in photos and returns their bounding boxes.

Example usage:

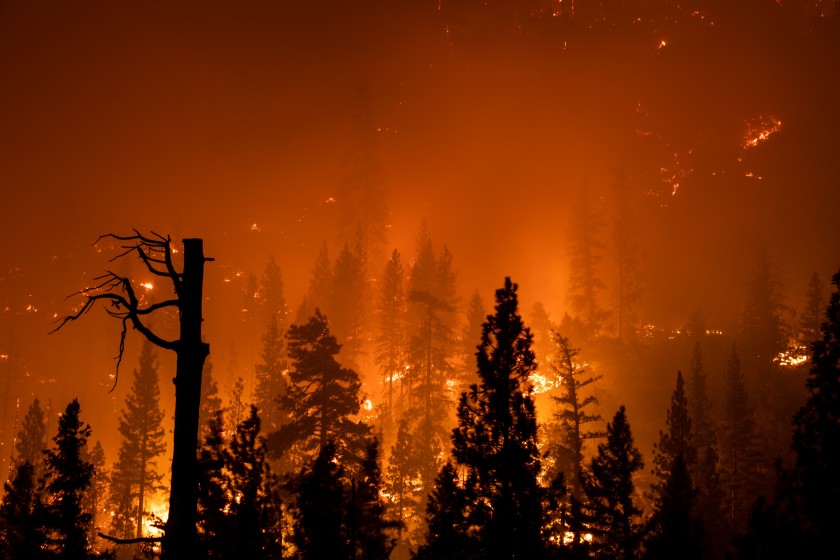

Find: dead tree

[53,231,212,560]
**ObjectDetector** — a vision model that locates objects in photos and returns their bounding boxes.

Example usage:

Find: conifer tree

[786,267,840,556]
[611,170,644,342]
[550,334,603,498]
[451,277,545,559]
[292,441,351,560]
[651,371,696,496]
[43,399,95,559]
[14,397,46,469]
[258,254,288,332]
[296,243,333,324]
[109,341,166,541]
[458,291,486,390]
[84,441,108,547]
[375,249,407,420]
[798,271,825,347]
[719,346,761,532]
[550,334,604,551]
[567,183,607,338]
[687,344,726,558]
[413,462,474,560]
[330,238,368,369]
[583,405,644,560]
[272,310,369,467]
[353,438,396,560]
[253,315,288,434]
[385,419,420,558]
[0,461,47,560]
[199,355,222,438]
[644,454,702,560]
[224,405,273,560]
[197,411,228,560]
[227,376,246,435]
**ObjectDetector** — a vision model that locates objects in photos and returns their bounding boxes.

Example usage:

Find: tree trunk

[162,239,210,560]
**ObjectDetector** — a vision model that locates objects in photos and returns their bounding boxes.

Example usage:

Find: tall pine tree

[450,277,545,559]
[43,399,95,559]
[583,405,644,560]
[109,341,167,541]
[271,310,369,468]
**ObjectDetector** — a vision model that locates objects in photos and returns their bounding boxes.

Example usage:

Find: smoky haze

[1,1,839,474]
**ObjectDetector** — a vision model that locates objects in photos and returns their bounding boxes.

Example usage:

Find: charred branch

[98,532,164,545]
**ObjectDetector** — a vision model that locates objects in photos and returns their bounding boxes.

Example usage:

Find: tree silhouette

[567,182,608,338]
[271,310,368,468]
[53,232,212,559]
[413,462,474,560]
[798,271,825,348]
[687,344,725,559]
[385,419,420,558]
[583,405,644,560]
[198,355,222,439]
[254,315,289,435]
[330,238,369,370]
[42,399,95,559]
[451,277,545,559]
[651,371,696,496]
[291,441,351,560]
[0,461,47,560]
[84,441,108,549]
[786,267,840,556]
[375,249,407,420]
[719,345,761,533]
[109,341,166,542]
[549,334,604,550]
[14,397,46,481]
[196,411,228,560]
[353,438,397,560]
[644,453,702,560]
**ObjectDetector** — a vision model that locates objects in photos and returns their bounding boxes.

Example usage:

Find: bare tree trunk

[162,239,210,560]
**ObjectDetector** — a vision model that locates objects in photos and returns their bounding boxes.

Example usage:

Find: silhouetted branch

[52,232,184,392]
[98,532,163,545]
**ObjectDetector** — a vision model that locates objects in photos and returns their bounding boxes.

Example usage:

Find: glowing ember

[743,115,782,149]
[140,282,154,291]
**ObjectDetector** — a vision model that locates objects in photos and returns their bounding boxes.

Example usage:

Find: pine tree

[413,462,474,560]
[644,454,702,560]
[14,397,46,469]
[375,249,407,420]
[567,182,608,338]
[258,254,288,332]
[458,291,487,391]
[330,238,368,369]
[224,405,272,560]
[84,441,108,547]
[385,420,421,558]
[338,81,389,263]
[798,271,825,348]
[291,441,351,560]
[296,243,333,324]
[109,341,166,541]
[227,376,247,435]
[199,355,222,438]
[549,334,604,551]
[353,438,396,560]
[651,371,696,496]
[583,405,644,560]
[550,335,604,496]
[786,267,840,556]
[253,315,288,434]
[0,461,47,560]
[451,277,545,559]
[719,346,761,533]
[687,344,726,559]
[197,411,228,560]
[43,399,95,559]
[611,170,644,342]
[271,310,369,468]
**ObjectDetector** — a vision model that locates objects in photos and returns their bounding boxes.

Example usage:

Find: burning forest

[1,1,839,559]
